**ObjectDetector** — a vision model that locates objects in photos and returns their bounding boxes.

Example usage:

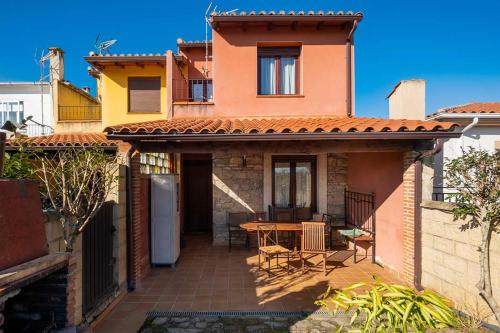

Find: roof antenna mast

[204,2,214,78]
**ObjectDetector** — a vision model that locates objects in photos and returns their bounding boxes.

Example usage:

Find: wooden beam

[316,21,324,30]
[135,62,144,68]
[291,21,298,31]
[242,22,247,32]
[114,62,125,69]
[156,62,165,68]
[136,140,421,154]
[267,22,273,31]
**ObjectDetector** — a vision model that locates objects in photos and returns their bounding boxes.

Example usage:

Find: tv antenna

[203,4,238,77]
[33,48,53,132]
[94,34,117,55]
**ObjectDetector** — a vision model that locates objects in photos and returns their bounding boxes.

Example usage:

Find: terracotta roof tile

[429,103,500,117]
[104,116,457,135]
[6,133,118,148]
[211,10,363,17]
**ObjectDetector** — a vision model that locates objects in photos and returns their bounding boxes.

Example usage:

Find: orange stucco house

[84,10,460,289]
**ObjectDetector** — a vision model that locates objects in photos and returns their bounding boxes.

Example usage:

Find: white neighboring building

[0,82,53,136]
[427,102,500,200]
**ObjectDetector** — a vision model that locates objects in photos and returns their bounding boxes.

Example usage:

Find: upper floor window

[258,46,300,95]
[128,77,161,113]
[0,101,24,124]
[189,79,213,102]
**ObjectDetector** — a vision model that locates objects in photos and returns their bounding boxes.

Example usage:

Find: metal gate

[82,201,116,316]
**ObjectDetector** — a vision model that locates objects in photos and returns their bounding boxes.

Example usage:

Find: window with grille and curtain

[258,46,300,96]
[0,101,24,125]
[189,79,213,102]
[128,77,161,113]
[272,156,316,212]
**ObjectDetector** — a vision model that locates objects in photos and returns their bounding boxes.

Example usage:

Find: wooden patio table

[240,221,319,253]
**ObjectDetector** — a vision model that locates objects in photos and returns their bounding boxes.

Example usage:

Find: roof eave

[5,145,118,151]
[84,56,166,66]
[106,131,461,142]
[210,15,362,24]
[427,113,500,120]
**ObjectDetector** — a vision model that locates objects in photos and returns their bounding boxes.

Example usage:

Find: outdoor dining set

[227,209,375,276]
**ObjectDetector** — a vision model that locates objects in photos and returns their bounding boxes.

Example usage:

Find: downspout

[126,143,138,291]
[346,20,358,117]
[413,138,444,290]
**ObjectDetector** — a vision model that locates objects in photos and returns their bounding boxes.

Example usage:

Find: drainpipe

[413,139,444,290]
[126,143,138,291]
[346,20,358,117]
[0,132,5,176]
[462,116,479,133]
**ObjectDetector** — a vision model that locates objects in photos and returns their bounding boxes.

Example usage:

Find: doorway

[181,154,213,235]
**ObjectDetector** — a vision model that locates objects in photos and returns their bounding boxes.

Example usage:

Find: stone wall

[327,153,347,221]
[212,152,264,245]
[421,200,500,325]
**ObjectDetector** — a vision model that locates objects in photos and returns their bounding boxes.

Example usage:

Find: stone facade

[326,153,347,221]
[212,152,264,245]
[421,200,500,325]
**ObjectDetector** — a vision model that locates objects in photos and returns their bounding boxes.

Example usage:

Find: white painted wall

[0,83,53,136]
[433,126,500,189]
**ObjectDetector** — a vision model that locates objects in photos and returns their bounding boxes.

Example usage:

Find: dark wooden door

[182,158,213,233]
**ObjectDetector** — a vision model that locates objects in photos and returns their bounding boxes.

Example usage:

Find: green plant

[445,148,500,323]
[2,144,36,179]
[315,277,457,332]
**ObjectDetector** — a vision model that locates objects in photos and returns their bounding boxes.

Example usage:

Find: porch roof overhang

[104,117,461,142]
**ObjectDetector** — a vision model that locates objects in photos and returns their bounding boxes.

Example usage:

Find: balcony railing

[22,124,54,137]
[58,105,101,121]
[173,79,213,103]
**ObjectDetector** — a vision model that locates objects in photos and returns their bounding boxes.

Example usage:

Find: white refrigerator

[150,174,180,267]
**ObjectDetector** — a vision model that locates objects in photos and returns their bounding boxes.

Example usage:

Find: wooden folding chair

[257,224,292,274]
[301,221,337,276]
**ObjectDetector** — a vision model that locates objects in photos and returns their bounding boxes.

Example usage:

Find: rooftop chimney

[387,79,425,120]
[48,47,64,82]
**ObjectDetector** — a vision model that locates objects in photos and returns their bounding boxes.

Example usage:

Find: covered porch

[105,117,459,289]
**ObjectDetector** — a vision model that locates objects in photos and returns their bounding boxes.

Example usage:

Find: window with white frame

[0,101,24,125]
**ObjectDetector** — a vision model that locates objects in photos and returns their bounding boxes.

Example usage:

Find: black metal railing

[344,188,375,235]
[58,105,101,121]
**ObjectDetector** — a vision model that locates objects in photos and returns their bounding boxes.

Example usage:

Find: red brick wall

[402,151,418,286]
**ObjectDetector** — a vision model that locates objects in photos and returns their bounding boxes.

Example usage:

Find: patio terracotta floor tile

[94,234,405,333]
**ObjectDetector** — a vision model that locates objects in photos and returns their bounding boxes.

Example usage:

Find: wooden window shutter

[128,77,161,113]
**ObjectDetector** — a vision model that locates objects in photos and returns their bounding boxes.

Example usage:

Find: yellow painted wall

[100,65,167,128]
[58,82,99,107]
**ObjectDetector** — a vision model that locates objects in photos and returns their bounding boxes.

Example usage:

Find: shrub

[315,277,456,332]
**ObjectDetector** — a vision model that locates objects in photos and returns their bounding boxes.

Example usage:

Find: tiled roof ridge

[428,102,500,117]
[86,52,166,57]
[211,10,363,17]
[6,132,118,148]
[104,116,457,135]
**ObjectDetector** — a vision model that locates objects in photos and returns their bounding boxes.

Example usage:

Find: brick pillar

[402,151,418,286]
[130,152,150,287]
